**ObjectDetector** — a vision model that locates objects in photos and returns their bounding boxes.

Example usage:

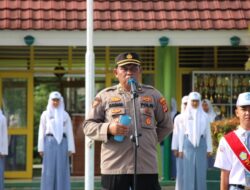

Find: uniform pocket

[140,108,155,129]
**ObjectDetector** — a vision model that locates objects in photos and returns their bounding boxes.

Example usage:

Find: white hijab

[46,91,65,144]
[181,96,188,114]
[0,109,6,126]
[202,99,216,122]
[183,92,207,147]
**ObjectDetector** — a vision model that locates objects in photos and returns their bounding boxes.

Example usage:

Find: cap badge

[126,53,133,59]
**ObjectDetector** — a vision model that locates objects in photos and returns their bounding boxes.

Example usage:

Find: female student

[179,92,212,190]
[38,91,75,190]
[171,96,188,190]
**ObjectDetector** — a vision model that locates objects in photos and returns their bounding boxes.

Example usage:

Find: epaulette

[106,85,117,91]
[140,84,154,89]
[99,85,117,94]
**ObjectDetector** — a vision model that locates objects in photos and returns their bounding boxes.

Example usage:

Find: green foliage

[211,117,239,155]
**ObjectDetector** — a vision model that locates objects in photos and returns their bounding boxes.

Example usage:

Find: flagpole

[85,0,95,189]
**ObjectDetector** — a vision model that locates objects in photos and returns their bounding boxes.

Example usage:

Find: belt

[230,184,245,189]
[46,133,67,138]
[185,134,204,138]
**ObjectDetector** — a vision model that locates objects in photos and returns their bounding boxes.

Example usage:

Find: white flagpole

[85,0,95,189]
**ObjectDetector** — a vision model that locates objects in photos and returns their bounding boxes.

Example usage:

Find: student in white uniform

[170,97,180,179]
[214,92,250,190]
[0,109,8,190]
[202,99,217,123]
[179,92,213,190]
[171,95,188,190]
[38,91,75,190]
[202,99,217,168]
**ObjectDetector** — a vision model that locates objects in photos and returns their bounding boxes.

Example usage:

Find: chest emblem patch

[111,97,121,102]
[142,96,152,102]
[111,108,122,114]
[145,117,152,125]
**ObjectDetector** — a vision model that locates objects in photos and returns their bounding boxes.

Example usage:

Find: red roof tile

[0,0,249,30]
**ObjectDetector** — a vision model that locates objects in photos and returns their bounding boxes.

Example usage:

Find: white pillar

[85,0,95,189]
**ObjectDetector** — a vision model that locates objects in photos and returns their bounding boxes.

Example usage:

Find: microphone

[114,115,132,142]
[128,78,138,94]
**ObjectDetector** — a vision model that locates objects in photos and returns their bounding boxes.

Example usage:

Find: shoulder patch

[101,86,117,92]
[159,97,168,112]
[92,97,102,108]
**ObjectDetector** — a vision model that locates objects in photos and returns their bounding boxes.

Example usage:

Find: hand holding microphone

[114,115,132,142]
[108,115,131,142]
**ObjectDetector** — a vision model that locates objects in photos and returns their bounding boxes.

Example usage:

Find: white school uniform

[214,127,249,187]
[37,110,75,153]
[171,96,188,190]
[171,96,188,152]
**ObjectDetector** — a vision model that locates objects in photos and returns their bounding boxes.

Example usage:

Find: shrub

[211,117,239,155]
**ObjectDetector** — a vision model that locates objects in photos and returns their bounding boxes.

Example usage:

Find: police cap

[115,52,141,67]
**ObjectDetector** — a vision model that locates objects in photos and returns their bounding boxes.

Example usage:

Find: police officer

[83,52,173,190]
[178,92,212,190]
[214,92,250,190]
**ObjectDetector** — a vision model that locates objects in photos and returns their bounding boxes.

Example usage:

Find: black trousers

[101,174,161,190]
